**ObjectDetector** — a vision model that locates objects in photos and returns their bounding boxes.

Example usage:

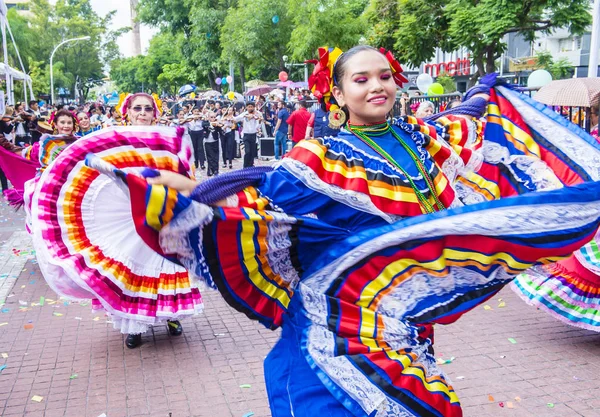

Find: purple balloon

[215,78,222,85]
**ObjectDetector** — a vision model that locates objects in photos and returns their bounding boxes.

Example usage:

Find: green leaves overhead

[127,0,591,90]
[8,0,126,101]
[366,0,591,79]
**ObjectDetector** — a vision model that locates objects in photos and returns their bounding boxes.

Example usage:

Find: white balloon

[416,73,434,93]
[527,69,553,88]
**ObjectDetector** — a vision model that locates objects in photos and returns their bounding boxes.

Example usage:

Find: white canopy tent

[0,0,35,106]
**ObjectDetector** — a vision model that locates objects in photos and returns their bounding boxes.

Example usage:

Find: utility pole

[589,0,600,77]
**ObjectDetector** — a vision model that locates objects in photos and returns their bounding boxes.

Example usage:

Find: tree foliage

[132,0,591,92]
[288,0,369,61]
[367,0,591,81]
[7,0,125,102]
[535,50,574,80]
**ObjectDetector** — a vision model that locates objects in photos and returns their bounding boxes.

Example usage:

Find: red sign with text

[424,56,471,77]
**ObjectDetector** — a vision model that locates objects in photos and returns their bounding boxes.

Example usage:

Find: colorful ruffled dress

[77,125,103,137]
[26,126,203,335]
[512,231,600,330]
[79,83,600,417]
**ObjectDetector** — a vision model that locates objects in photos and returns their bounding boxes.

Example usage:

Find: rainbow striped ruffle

[29,126,201,334]
[512,233,600,331]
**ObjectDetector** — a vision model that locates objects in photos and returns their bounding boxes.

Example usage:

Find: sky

[90,0,157,57]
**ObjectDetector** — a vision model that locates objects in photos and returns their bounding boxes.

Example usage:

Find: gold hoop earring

[328,108,346,128]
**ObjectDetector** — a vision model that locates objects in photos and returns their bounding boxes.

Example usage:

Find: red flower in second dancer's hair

[379,48,409,88]
[306,47,332,102]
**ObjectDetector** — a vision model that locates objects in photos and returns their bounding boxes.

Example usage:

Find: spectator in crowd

[273,101,290,160]
[305,104,340,139]
[90,105,107,125]
[399,91,409,116]
[14,102,31,144]
[188,107,206,170]
[590,105,599,142]
[1,107,14,142]
[414,100,435,118]
[287,100,311,146]
[204,112,222,176]
[234,101,263,168]
[220,106,237,169]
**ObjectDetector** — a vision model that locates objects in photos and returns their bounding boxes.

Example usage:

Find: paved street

[1,160,599,417]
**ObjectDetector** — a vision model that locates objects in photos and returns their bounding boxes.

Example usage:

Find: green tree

[157,62,194,94]
[436,73,457,93]
[535,50,573,80]
[110,56,149,92]
[220,0,293,82]
[8,0,125,102]
[288,0,369,61]
[367,0,591,82]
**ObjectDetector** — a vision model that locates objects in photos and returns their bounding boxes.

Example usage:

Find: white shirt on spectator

[234,111,263,134]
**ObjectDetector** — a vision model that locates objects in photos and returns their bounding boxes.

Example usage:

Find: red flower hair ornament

[306,47,409,111]
[379,48,409,88]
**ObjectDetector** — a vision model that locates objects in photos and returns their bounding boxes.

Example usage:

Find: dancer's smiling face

[331,48,397,125]
[128,96,155,126]
[56,115,74,135]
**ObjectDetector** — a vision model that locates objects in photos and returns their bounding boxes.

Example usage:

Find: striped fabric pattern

[30,126,202,334]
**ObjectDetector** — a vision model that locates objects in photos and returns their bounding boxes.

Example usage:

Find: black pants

[204,140,219,176]
[220,130,228,165]
[0,168,8,191]
[243,133,257,168]
[223,131,236,165]
[189,130,205,168]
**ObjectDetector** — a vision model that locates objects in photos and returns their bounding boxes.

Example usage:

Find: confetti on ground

[75,317,82,320]
[455,376,465,380]
[508,338,517,344]
[0,365,6,373]
[242,413,254,417]
[488,395,495,402]
[214,333,226,336]
[52,312,63,317]
[484,305,492,310]
[31,395,43,402]
[498,301,506,308]
[93,317,100,321]
[70,374,78,379]
[39,296,45,306]
[1,308,9,313]
[80,302,89,307]
[18,300,27,306]
[23,324,34,330]
[573,376,580,380]
[499,402,504,407]
[547,403,554,408]
[1,353,7,358]
[240,384,252,389]
[0,323,8,327]
[507,402,514,409]
[436,357,456,365]
[500,355,506,358]
[515,396,522,402]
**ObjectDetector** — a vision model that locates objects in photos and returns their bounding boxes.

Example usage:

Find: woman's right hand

[146,171,198,196]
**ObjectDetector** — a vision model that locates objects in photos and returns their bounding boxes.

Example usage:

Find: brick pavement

[0,158,599,416]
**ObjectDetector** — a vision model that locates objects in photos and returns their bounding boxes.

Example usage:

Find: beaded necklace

[347,121,445,213]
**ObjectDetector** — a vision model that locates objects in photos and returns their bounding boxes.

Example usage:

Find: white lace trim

[300,287,423,417]
[498,86,600,181]
[159,202,214,285]
[266,215,301,287]
[481,141,563,191]
[302,200,600,294]
[224,194,239,207]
